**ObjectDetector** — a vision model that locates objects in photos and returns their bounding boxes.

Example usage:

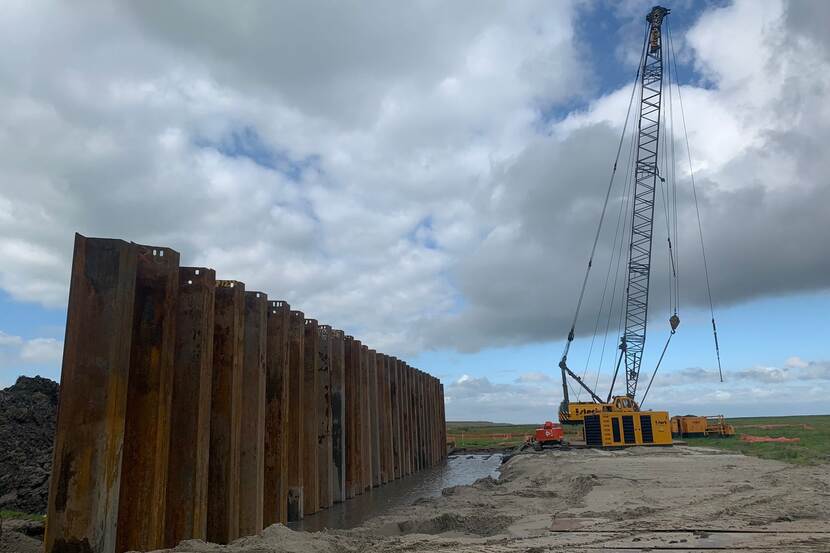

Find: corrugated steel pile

[44,234,447,553]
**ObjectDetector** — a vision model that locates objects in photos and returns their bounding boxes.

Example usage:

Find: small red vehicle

[532,421,565,450]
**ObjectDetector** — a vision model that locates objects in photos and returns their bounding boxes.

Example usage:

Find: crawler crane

[552,6,723,447]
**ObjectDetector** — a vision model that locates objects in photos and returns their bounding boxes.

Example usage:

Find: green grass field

[446,421,583,449]
[683,414,830,465]
[447,415,830,464]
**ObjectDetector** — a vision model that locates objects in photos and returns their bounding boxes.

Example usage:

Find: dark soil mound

[0,376,58,515]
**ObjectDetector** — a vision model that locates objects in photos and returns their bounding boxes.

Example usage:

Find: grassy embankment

[447,415,830,464]
[683,414,830,465]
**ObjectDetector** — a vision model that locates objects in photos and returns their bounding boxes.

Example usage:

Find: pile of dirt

[0,376,59,515]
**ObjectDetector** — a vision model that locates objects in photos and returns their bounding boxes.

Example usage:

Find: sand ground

[159,446,830,553]
[6,446,828,553]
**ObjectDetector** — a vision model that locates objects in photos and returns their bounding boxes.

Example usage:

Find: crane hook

[669,313,680,333]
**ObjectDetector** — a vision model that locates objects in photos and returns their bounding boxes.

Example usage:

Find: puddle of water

[289,454,502,532]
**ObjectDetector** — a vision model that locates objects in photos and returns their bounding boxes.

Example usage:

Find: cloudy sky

[1,0,829,422]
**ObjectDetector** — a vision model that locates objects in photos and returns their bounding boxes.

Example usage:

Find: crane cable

[639,330,673,408]
[667,21,724,382]
[560,24,648,369]
[577,94,639,401]
[642,22,724,405]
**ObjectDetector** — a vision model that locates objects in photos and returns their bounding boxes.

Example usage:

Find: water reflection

[289,454,502,531]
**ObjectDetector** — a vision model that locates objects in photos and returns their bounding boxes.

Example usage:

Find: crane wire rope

[667,20,724,382]
[577,105,639,400]
[605,128,639,400]
[668,34,680,315]
[657,96,677,311]
[593,103,639,395]
[639,331,673,408]
[640,40,680,408]
[559,24,649,370]
[662,53,680,317]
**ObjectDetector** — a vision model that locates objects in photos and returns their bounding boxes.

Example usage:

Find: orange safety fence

[740,434,800,443]
[739,424,814,431]
[446,433,529,441]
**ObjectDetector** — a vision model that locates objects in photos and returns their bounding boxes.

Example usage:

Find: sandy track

[145,446,829,552]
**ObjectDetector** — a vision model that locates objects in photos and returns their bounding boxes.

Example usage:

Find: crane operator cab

[607,396,638,412]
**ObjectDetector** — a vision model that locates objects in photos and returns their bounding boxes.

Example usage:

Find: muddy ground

[5,445,828,552]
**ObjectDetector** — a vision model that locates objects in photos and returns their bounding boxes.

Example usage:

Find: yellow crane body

[559,396,640,425]
[584,411,672,447]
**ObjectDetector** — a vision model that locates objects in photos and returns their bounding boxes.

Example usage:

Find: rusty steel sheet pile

[44,234,448,553]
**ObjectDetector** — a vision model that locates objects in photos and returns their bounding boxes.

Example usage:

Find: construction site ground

[4,445,828,552]
[155,445,829,552]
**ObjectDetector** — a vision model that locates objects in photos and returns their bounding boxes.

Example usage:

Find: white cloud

[0,331,63,386]
[443,356,830,423]
[785,356,808,369]
[0,0,586,357]
[0,0,828,376]
[0,331,23,347]
[19,338,63,364]
[425,0,830,350]
[515,371,551,383]
[445,373,561,423]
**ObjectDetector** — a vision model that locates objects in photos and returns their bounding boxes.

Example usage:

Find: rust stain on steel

[346,338,363,497]
[164,267,216,547]
[410,367,421,471]
[405,363,413,476]
[415,369,421,470]
[330,330,346,503]
[117,243,180,553]
[426,375,432,467]
[400,360,407,475]
[207,280,245,544]
[389,357,401,480]
[436,377,443,463]
[343,336,356,499]
[439,383,447,460]
[412,369,420,472]
[401,361,411,476]
[286,310,305,521]
[264,300,290,526]
[418,370,426,470]
[430,377,440,465]
[417,370,425,469]
[426,375,433,467]
[368,349,381,488]
[376,354,389,484]
[413,369,421,472]
[45,235,138,553]
[239,291,267,537]
[384,356,394,478]
[302,318,320,516]
[412,366,420,472]
[360,344,371,491]
[317,325,333,509]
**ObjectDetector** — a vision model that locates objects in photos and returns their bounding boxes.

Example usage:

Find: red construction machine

[531,421,565,450]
